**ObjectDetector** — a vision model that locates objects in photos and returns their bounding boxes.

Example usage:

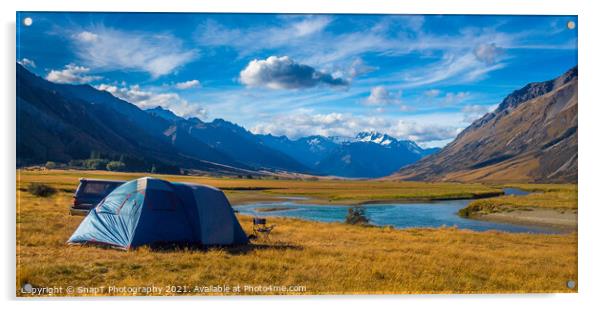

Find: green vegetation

[345,207,370,225]
[26,183,56,197]
[254,207,291,212]
[106,161,127,172]
[45,151,182,175]
[459,184,577,217]
[16,169,577,295]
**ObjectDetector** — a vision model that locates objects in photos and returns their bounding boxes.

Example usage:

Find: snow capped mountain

[355,131,397,146]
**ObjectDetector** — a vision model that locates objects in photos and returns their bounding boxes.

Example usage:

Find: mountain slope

[16,64,248,173]
[257,134,340,168]
[316,132,428,178]
[392,66,577,183]
[259,132,436,178]
[172,118,312,173]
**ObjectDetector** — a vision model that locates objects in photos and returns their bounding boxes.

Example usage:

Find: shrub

[83,159,109,170]
[458,200,501,217]
[106,161,126,171]
[44,161,57,169]
[68,160,84,168]
[27,183,56,197]
[345,207,370,225]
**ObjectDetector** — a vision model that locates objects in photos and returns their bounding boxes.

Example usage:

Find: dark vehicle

[70,178,125,215]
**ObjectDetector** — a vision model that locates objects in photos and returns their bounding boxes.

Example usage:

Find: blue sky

[16,12,577,147]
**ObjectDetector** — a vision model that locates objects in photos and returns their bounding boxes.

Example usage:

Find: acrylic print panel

[16,12,578,296]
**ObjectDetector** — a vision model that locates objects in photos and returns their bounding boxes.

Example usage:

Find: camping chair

[252,217,275,240]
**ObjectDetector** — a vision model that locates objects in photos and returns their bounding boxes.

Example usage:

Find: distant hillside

[17,63,437,177]
[17,63,253,174]
[391,66,577,183]
[259,132,437,178]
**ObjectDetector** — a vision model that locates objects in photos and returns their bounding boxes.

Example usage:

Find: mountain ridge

[391,66,578,183]
[17,63,433,177]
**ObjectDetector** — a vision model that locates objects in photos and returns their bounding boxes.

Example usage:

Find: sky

[16,12,577,148]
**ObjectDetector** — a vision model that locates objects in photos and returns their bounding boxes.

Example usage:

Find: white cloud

[95,83,207,119]
[461,104,496,122]
[240,56,348,90]
[445,91,470,104]
[347,58,377,78]
[46,64,102,84]
[18,58,36,68]
[198,16,331,54]
[366,86,400,105]
[71,27,197,77]
[292,16,332,36]
[74,31,98,42]
[473,43,504,64]
[175,80,201,90]
[424,89,441,97]
[251,110,458,143]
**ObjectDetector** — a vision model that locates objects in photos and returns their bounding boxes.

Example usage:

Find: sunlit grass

[18,169,503,205]
[16,169,578,295]
[459,184,577,217]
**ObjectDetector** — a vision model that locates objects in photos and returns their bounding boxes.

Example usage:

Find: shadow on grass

[144,241,303,255]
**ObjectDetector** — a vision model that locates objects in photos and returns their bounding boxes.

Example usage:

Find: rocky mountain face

[392,66,577,183]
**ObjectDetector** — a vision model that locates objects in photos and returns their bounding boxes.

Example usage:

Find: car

[70,178,126,216]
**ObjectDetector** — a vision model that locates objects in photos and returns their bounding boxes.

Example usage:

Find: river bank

[471,208,577,231]
[457,185,577,231]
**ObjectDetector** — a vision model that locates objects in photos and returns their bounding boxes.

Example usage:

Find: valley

[17,169,577,295]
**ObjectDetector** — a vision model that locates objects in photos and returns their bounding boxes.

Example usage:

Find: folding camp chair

[252,217,275,240]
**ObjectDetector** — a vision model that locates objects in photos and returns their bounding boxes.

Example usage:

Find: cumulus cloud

[46,64,102,84]
[71,27,197,77]
[17,58,36,68]
[473,43,504,64]
[251,110,458,143]
[239,56,348,90]
[95,83,207,119]
[365,86,401,105]
[175,79,201,90]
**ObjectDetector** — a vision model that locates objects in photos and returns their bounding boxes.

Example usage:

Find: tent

[67,177,248,249]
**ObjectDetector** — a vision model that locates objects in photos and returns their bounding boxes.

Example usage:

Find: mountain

[315,132,432,178]
[17,63,435,177]
[392,66,578,183]
[257,134,340,168]
[170,118,312,173]
[145,106,183,122]
[17,63,251,174]
[259,131,437,178]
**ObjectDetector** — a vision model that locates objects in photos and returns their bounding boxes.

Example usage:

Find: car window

[81,182,116,196]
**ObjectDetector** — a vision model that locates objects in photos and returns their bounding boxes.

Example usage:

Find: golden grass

[18,169,503,205]
[460,184,577,217]
[16,170,578,296]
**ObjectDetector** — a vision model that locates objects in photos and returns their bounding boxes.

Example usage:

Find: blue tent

[68,177,248,249]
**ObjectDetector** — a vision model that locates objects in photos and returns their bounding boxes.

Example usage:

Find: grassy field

[16,169,578,295]
[18,169,504,205]
[459,184,578,217]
